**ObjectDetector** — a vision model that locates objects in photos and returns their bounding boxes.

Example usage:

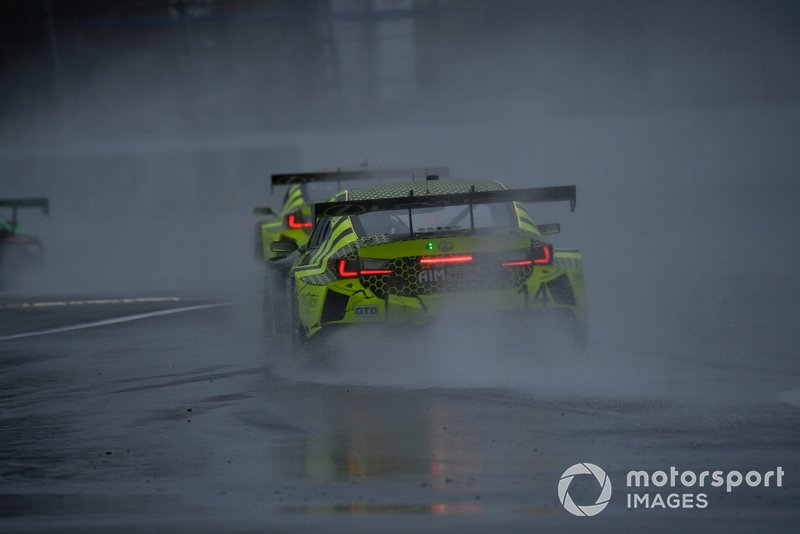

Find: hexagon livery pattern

[360,251,533,298]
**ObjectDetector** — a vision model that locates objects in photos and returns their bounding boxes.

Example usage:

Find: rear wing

[314,185,576,220]
[271,167,449,193]
[0,198,49,231]
[0,198,49,214]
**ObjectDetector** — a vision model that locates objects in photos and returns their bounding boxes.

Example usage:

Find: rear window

[353,203,514,237]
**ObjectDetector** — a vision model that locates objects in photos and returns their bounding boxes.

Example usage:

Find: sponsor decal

[418,269,446,283]
[354,305,379,317]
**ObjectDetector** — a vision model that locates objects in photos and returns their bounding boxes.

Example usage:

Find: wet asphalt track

[0,295,798,533]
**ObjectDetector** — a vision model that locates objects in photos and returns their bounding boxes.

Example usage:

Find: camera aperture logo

[558,462,785,516]
[558,463,612,517]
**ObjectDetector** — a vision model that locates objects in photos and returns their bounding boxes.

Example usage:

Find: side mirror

[538,223,560,235]
[253,206,275,216]
[270,241,298,254]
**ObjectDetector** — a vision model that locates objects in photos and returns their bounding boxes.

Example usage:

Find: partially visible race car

[270,178,586,356]
[254,166,448,263]
[0,198,49,289]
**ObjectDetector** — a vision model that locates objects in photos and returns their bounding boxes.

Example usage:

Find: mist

[2,0,799,402]
[2,3,800,532]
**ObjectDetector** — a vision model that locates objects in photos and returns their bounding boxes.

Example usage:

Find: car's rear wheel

[287,288,336,368]
[288,283,304,360]
[551,308,587,353]
[570,318,588,353]
[263,266,291,337]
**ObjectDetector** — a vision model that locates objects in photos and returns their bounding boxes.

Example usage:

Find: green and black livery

[254,167,449,262]
[271,178,586,351]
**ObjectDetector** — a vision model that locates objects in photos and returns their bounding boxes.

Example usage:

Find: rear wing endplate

[0,197,49,231]
[271,167,449,193]
[0,198,49,214]
[314,185,576,220]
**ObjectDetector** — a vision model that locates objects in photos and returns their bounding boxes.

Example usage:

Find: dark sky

[2,0,799,143]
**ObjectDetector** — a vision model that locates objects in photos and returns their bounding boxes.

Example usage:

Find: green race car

[0,198,49,289]
[270,178,586,355]
[254,167,449,263]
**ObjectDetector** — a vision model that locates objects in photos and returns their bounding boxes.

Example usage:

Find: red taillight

[337,258,359,278]
[502,259,533,267]
[533,244,552,265]
[2,235,35,244]
[336,258,393,278]
[419,254,473,266]
[360,268,393,275]
[287,213,312,229]
[503,244,552,267]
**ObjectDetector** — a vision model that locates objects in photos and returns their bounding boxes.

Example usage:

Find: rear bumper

[309,286,584,337]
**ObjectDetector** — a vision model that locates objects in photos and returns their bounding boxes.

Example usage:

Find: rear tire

[560,309,587,353]
[526,308,587,354]
[288,284,304,361]
[263,265,291,337]
[288,288,336,368]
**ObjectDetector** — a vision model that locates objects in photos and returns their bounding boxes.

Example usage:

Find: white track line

[0,302,231,342]
[0,297,181,310]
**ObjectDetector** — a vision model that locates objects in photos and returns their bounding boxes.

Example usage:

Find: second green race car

[254,166,449,263]
[270,178,586,355]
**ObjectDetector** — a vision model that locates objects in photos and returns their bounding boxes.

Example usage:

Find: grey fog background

[3,0,798,369]
[1,1,799,532]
